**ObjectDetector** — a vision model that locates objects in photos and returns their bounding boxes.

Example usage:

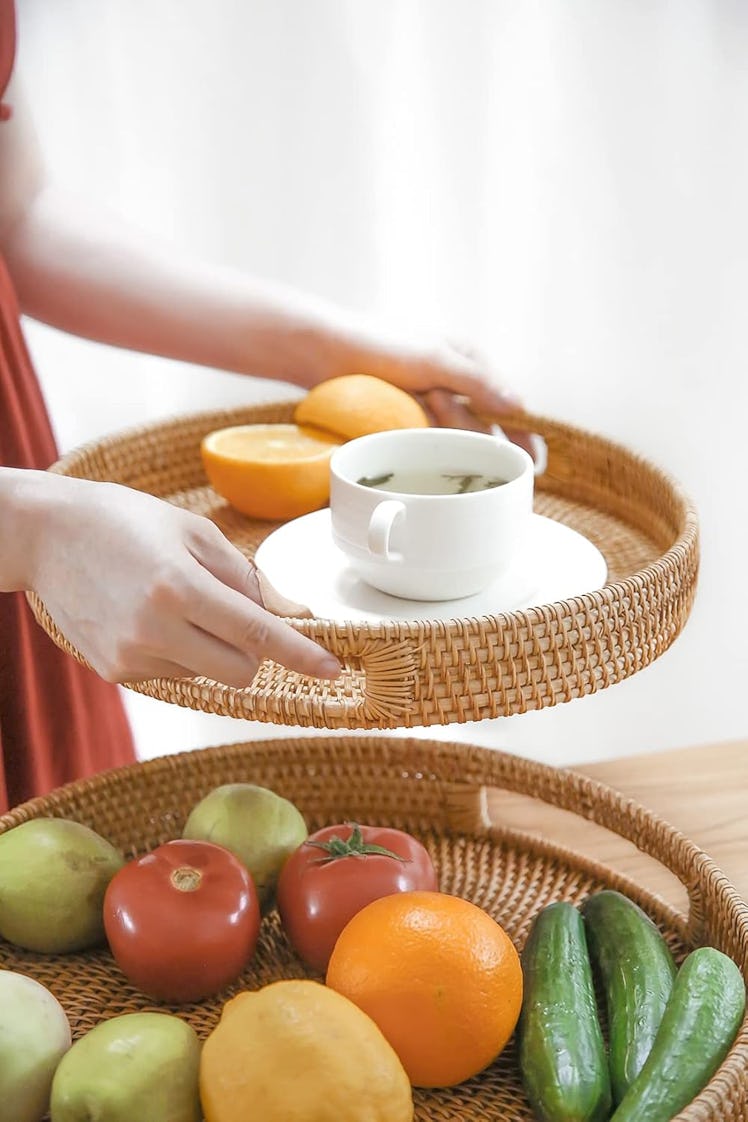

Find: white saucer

[254,509,608,624]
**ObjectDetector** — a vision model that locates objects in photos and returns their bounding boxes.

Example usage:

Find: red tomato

[103,839,260,1003]
[276,823,438,972]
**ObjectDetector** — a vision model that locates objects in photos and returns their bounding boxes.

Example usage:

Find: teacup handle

[367,500,405,559]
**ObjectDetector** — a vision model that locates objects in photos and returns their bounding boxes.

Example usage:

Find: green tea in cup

[356,470,507,495]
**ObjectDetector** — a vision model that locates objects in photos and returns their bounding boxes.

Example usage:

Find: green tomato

[182,783,307,906]
[0,971,71,1122]
[50,1013,201,1122]
[0,818,124,953]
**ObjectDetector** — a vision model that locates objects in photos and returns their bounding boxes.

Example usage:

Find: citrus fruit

[199,979,413,1122]
[326,890,523,1088]
[200,423,341,520]
[294,373,429,440]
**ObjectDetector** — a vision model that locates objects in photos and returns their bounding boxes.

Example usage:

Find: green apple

[183,783,307,905]
[0,818,124,953]
[0,970,71,1122]
[50,1012,201,1122]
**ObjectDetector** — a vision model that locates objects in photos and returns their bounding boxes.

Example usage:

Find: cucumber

[610,946,746,1122]
[582,889,677,1103]
[517,902,612,1122]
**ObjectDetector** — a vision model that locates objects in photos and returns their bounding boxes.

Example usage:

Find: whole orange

[294,373,429,440]
[326,890,523,1088]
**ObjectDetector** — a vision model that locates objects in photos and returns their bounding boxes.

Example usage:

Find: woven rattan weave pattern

[0,737,745,1121]
[25,403,699,729]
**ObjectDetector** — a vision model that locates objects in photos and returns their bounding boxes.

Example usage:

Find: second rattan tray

[0,736,745,1121]
[27,402,699,729]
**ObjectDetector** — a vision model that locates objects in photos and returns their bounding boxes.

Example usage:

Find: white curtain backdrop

[13,0,748,765]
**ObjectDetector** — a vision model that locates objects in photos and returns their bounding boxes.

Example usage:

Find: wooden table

[485,738,748,913]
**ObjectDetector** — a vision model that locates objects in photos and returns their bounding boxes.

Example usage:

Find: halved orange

[294,374,429,440]
[201,423,341,521]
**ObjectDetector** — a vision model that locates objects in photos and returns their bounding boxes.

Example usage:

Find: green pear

[50,1012,201,1122]
[0,970,71,1122]
[0,818,124,953]
[183,783,307,906]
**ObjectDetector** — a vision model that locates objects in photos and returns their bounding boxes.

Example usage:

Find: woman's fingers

[429,344,524,413]
[415,345,537,456]
[254,567,314,618]
[185,532,341,680]
[119,642,260,689]
[187,519,312,617]
[421,389,492,433]
[495,425,538,461]
[121,620,263,689]
[421,386,538,462]
[191,579,341,680]
[120,656,207,683]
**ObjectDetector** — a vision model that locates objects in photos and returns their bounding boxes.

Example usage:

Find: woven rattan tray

[0,736,745,1121]
[27,402,699,729]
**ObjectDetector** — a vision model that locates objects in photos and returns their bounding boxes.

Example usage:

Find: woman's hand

[5,470,340,687]
[306,321,535,458]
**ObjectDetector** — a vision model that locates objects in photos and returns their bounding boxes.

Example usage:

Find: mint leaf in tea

[356,470,507,494]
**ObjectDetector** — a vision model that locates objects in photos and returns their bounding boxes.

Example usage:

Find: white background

[13,0,748,765]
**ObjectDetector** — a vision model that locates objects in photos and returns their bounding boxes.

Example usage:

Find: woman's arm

[0,79,340,385]
[0,79,524,433]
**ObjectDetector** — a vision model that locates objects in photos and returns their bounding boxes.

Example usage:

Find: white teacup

[329,428,534,601]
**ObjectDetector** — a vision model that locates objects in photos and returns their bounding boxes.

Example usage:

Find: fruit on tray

[103,838,260,1003]
[0,786,743,1121]
[294,373,429,441]
[50,1012,201,1122]
[277,821,438,972]
[0,818,123,953]
[326,889,523,1088]
[0,971,71,1122]
[199,979,413,1122]
[609,946,746,1122]
[582,889,677,1104]
[517,901,612,1122]
[200,422,341,520]
[182,782,307,908]
[200,375,428,519]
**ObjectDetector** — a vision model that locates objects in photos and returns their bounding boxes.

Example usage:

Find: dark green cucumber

[518,902,612,1122]
[610,946,746,1122]
[582,889,677,1103]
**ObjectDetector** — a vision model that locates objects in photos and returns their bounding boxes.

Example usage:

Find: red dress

[0,1,136,810]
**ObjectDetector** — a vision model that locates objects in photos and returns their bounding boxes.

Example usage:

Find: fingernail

[256,568,313,618]
[319,655,343,679]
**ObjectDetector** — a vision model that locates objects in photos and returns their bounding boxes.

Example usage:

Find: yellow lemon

[294,373,429,440]
[200,980,414,1122]
[200,423,341,521]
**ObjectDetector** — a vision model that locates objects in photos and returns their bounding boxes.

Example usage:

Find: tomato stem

[305,823,409,864]
[171,866,203,892]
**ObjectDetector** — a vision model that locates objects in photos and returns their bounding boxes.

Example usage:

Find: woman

[0,0,521,809]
